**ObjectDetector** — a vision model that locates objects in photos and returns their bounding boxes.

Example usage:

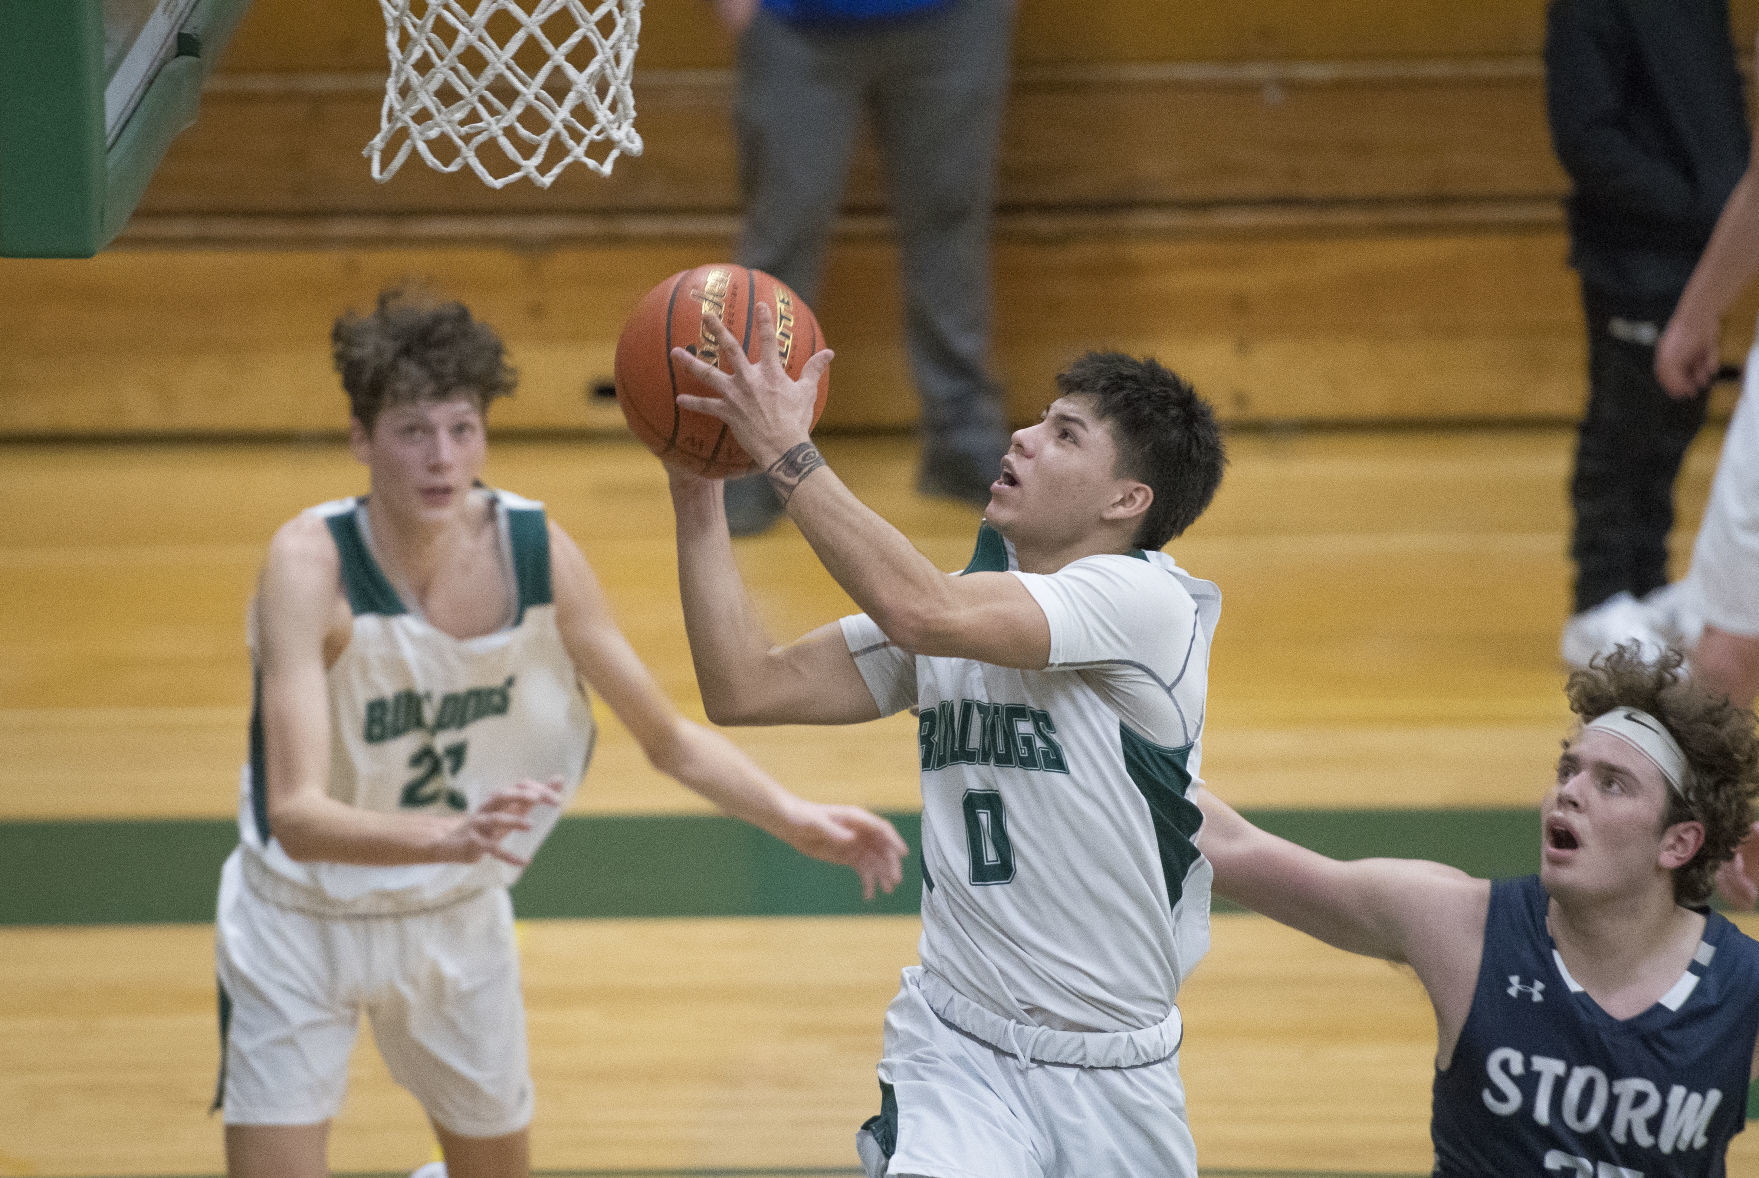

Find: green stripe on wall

[515,813,926,919]
[0,813,929,926]
[0,808,1540,927]
[1244,807,1539,881]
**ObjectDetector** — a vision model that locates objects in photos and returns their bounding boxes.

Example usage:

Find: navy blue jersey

[1432,875,1759,1177]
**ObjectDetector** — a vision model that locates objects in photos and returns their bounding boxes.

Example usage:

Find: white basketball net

[367,0,643,189]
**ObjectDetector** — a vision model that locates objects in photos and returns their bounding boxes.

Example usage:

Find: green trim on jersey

[1119,723,1202,912]
[961,523,1010,574]
[506,504,553,621]
[325,505,406,617]
[861,1081,900,1161]
[959,523,1150,573]
[247,665,269,844]
[210,978,232,1114]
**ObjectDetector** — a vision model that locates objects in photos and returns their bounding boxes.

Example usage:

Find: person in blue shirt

[1195,644,1759,1177]
[710,0,1015,533]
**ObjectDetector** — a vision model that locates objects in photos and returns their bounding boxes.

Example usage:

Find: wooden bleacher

[1,0,1752,435]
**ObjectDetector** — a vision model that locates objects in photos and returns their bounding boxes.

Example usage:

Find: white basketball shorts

[213,850,534,1137]
[1685,340,1759,638]
[855,967,1198,1178]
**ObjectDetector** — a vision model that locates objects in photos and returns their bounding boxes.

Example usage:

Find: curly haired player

[213,287,905,1178]
[1196,645,1759,1177]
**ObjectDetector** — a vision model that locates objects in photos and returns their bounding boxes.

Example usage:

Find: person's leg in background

[1562,287,1709,666]
[725,10,870,534]
[869,0,1015,505]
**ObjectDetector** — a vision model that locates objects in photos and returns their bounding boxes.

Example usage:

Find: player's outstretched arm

[552,521,908,897]
[1195,784,1490,1065]
[256,515,558,866]
[671,306,1055,670]
[1659,143,1759,397]
[668,468,887,725]
[1192,783,1487,1049]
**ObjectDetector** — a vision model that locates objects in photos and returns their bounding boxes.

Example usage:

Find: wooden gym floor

[2,426,1755,1177]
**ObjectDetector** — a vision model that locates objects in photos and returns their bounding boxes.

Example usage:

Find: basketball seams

[613,271,686,458]
[619,283,671,457]
[658,272,688,454]
[740,268,757,350]
[807,310,822,413]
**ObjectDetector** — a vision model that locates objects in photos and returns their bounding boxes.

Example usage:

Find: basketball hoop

[366,0,643,189]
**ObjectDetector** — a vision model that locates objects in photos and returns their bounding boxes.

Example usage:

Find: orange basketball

[612,264,829,477]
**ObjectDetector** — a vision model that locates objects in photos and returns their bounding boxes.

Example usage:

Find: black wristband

[766,442,826,503]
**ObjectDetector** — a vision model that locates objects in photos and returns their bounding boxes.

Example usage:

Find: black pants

[1569,287,1710,614]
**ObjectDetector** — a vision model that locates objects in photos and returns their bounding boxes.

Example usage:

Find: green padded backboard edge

[0,0,253,258]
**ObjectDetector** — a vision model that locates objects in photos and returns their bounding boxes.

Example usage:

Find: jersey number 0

[962,790,1015,884]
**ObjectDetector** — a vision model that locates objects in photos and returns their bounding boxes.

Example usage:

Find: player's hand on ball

[782,800,909,901]
[671,302,833,470]
[615,265,827,476]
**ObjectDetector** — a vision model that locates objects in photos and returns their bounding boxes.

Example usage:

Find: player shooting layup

[213,288,906,1178]
[666,307,1228,1177]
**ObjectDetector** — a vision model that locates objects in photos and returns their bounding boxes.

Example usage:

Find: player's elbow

[698,695,733,726]
[699,691,761,727]
[267,803,323,861]
[691,679,739,726]
[689,652,795,726]
[869,598,954,657]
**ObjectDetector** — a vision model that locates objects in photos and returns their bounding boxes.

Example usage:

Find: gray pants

[734,0,1015,465]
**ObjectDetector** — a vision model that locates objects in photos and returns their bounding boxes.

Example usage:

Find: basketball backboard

[0,0,253,258]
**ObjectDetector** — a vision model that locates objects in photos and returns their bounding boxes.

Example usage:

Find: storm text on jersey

[1481,1046,1721,1164]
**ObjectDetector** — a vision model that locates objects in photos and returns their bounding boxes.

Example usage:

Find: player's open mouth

[1546,820,1579,852]
[995,462,1019,489]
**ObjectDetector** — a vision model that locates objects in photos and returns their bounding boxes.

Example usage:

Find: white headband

[1582,708,1693,800]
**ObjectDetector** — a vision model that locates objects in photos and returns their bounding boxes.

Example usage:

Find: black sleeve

[1543,0,1701,226]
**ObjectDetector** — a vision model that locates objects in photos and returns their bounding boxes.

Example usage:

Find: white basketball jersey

[235,491,594,915]
[842,524,1220,1033]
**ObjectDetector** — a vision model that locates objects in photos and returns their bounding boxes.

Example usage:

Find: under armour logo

[1507,976,1544,1002]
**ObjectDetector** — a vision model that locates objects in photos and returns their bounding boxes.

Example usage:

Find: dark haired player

[667,309,1229,1177]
